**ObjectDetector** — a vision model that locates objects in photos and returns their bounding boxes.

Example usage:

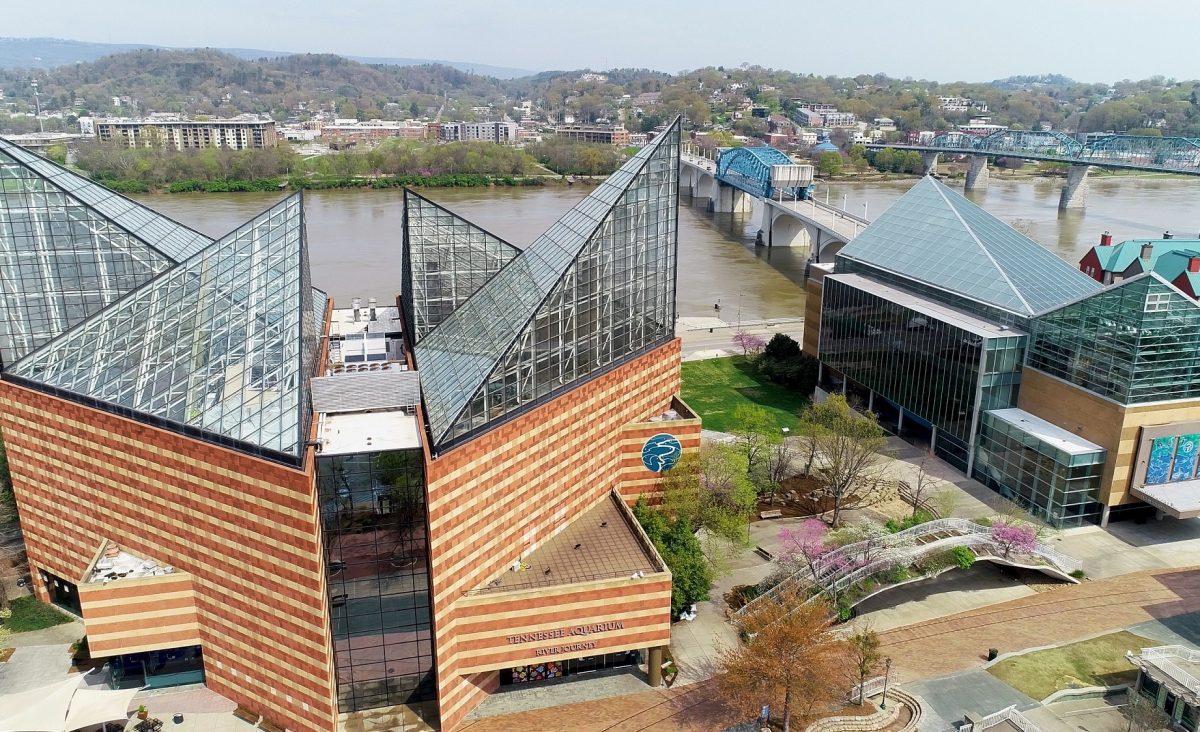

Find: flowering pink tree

[990,521,1038,558]
[732,330,767,356]
[779,519,834,575]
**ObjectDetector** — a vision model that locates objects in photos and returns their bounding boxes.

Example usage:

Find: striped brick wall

[0,382,338,732]
[617,408,702,504]
[423,340,683,730]
[453,574,672,674]
[78,572,202,656]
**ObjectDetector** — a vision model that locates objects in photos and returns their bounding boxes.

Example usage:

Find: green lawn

[3,595,73,633]
[987,630,1156,701]
[680,356,809,433]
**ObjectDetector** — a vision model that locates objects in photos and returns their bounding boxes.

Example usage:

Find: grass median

[987,630,1156,700]
[680,356,807,433]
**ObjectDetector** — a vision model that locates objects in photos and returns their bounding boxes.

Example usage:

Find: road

[676,316,805,361]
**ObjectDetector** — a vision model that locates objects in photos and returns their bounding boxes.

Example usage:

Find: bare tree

[899,452,939,519]
[803,395,891,526]
[1121,690,1172,732]
[758,439,798,505]
[717,589,851,732]
[931,488,961,520]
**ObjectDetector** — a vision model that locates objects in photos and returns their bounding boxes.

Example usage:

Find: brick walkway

[458,680,741,732]
[879,566,1200,682]
[459,567,1200,731]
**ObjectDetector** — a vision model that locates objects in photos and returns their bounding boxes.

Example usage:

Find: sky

[8,0,1200,83]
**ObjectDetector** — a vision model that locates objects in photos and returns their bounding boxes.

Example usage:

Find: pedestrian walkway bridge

[680,145,869,256]
[735,518,1082,619]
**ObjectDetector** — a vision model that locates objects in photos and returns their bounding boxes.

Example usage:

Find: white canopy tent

[0,675,139,732]
[63,688,141,731]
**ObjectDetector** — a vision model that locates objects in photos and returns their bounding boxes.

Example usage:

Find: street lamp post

[880,657,892,710]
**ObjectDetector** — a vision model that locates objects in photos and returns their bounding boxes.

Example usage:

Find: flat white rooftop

[329,305,402,337]
[987,407,1105,456]
[318,410,421,455]
[828,273,1023,339]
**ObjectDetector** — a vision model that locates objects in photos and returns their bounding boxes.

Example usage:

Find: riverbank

[97,172,563,195]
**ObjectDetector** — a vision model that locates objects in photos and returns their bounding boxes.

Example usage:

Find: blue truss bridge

[868,130,1200,209]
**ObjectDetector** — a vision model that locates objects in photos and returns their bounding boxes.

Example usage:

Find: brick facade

[0,382,337,732]
[422,340,689,729]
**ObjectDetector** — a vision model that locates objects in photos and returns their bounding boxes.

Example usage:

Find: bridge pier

[710,182,752,214]
[964,155,990,191]
[1058,164,1091,210]
[921,152,940,176]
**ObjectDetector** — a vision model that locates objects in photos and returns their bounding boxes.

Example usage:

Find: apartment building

[94,115,278,150]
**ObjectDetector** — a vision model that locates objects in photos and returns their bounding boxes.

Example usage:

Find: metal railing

[972,705,1042,732]
[1136,647,1200,694]
[849,675,888,701]
[737,518,1081,618]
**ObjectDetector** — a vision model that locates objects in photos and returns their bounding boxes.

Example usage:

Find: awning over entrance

[1132,479,1200,519]
[0,674,139,732]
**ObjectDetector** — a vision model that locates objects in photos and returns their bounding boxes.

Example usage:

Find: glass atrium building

[0,122,692,731]
[812,176,1200,526]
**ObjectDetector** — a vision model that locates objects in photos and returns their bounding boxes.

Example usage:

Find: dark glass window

[818,274,1026,470]
[318,449,435,715]
[972,411,1105,527]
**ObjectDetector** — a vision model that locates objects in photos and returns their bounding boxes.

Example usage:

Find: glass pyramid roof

[414,120,680,448]
[9,194,315,462]
[402,191,519,344]
[0,143,199,365]
[836,176,1101,316]
[0,137,211,262]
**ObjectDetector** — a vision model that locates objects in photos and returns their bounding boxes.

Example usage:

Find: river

[134,175,1199,322]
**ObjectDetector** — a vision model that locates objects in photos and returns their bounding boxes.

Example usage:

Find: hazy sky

[10,0,1200,82]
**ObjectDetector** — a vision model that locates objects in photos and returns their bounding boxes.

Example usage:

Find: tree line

[69,137,626,191]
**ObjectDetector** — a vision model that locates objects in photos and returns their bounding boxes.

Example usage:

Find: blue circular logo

[642,433,683,473]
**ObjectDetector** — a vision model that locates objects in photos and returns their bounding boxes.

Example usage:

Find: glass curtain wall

[402,192,519,344]
[317,449,435,715]
[8,195,313,463]
[0,149,175,365]
[973,411,1105,527]
[445,140,678,444]
[1028,276,1200,404]
[819,277,1025,471]
[413,122,680,449]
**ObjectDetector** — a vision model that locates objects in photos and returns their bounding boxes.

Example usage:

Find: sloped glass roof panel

[402,191,520,344]
[0,148,177,365]
[0,137,211,262]
[836,176,1101,316]
[442,130,679,445]
[414,121,681,447]
[1029,273,1200,404]
[9,194,314,461]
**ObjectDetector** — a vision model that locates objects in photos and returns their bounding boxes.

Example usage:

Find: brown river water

[134,176,1199,322]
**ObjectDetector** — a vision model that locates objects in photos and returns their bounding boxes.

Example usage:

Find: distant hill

[0,37,536,79]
